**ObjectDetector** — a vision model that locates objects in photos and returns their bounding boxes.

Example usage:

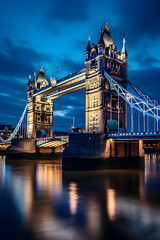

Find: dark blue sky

[0,0,160,132]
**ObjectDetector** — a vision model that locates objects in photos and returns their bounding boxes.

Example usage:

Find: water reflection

[0,154,160,239]
[69,182,78,215]
[106,189,115,221]
[0,155,5,189]
[36,164,62,195]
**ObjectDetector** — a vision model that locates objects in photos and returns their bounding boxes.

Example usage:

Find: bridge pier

[6,138,36,154]
[63,134,145,160]
[139,140,145,157]
[110,139,116,157]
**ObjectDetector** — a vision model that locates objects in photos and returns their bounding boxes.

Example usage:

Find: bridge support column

[110,139,116,157]
[139,140,145,157]
[105,139,111,158]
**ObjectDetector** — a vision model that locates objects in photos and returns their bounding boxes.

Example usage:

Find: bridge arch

[36,129,47,138]
[107,119,119,132]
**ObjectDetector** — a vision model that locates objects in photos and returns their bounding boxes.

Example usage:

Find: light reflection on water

[0,154,160,240]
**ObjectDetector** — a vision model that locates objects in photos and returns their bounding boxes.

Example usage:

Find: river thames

[0,154,160,240]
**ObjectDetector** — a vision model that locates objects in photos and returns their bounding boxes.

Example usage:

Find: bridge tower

[85,24,128,133]
[27,67,53,139]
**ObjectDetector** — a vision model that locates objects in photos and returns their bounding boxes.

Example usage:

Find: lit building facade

[0,125,13,140]
[27,67,53,138]
[26,24,128,138]
[85,24,128,133]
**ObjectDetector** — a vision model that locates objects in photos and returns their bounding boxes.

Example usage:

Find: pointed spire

[86,36,91,52]
[103,22,113,47]
[122,38,127,54]
[28,74,31,85]
[98,28,104,45]
[33,72,36,82]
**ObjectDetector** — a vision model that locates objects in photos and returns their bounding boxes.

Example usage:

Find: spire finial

[34,72,36,77]
[123,38,126,45]
[29,74,31,80]
[88,36,91,42]
[100,27,103,33]
[104,22,109,32]
[122,37,127,55]
[40,66,44,73]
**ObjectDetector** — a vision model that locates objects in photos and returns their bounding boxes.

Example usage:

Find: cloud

[129,67,160,102]
[54,110,69,117]
[45,0,89,23]
[59,58,84,74]
[0,38,52,79]
[130,53,160,69]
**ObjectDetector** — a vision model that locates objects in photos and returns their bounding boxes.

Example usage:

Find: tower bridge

[1,23,160,158]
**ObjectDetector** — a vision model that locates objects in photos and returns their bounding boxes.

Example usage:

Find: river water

[0,154,160,240]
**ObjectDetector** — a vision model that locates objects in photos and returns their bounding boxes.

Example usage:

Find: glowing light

[36,164,62,194]
[106,189,116,221]
[47,82,85,99]
[69,182,78,215]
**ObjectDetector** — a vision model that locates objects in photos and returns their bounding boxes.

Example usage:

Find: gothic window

[41,105,45,111]
[105,82,109,89]
[41,113,45,122]
[37,83,40,89]
[91,59,95,67]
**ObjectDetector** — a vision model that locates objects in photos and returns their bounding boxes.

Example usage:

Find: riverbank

[5,152,62,161]
[62,156,144,170]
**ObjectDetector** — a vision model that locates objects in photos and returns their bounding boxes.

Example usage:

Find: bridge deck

[107,132,160,140]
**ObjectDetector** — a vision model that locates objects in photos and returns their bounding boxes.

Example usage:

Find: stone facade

[85,24,128,134]
[27,68,53,139]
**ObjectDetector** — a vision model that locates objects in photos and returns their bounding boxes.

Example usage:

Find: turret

[103,23,113,48]
[98,28,105,55]
[85,36,91,60]
[121,38,127,63]
[27,75,32,91]
[27,74,31,86]
[33,72,36,82]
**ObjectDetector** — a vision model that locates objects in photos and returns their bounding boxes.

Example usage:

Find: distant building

[0,125,13,140]
[71,127,85,133]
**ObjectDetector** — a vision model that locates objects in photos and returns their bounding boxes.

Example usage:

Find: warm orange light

[69,182,78,215]
[106,189,115,221]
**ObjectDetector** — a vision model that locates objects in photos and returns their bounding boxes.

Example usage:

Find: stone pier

[63,133,145,160]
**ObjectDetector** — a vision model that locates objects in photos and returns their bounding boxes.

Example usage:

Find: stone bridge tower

[27,67,53,139]
[85,24,128,134]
